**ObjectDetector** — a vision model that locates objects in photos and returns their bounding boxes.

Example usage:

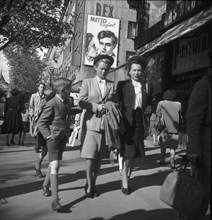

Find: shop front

[137,5,212,97]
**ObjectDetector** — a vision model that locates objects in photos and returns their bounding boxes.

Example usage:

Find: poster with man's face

[84,15,120,68]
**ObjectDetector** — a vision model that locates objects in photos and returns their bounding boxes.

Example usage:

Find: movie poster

[84,15,120,68]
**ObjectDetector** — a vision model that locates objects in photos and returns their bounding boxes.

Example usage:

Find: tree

[3,45,46,95]
[0,0,72,51]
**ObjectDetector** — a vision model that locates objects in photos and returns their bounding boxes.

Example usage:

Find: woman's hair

[53,78,71,94]
[11,88,20,96]
[163,89,177,101]
[95,58,112,67]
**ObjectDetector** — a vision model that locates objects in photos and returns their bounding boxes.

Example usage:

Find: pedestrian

[177,90,189,150]
[78,54,117,198]
[38,78,73,212]
[18,102,30,145]
[155,89,181,169]
[149,92,163,146]
[1,88,22,146]
[29,82,47,178]
[186,50,211,219]
[116,55,152,195]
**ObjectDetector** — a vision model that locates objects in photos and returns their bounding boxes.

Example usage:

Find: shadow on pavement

[88,209,181,220]
[0,170,85,199]
[88,209,211,220]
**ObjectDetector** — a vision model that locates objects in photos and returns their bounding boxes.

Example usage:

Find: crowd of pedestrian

[0,52,210,219]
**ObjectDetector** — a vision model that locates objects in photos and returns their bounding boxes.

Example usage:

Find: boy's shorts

[47,138,67,162]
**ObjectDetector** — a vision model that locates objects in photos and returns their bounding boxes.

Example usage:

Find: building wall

[46,0,137,84]
[79,0,137,83]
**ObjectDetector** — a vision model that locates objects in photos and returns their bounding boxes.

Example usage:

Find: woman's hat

[127,55,147,70]
[93,54,114,66]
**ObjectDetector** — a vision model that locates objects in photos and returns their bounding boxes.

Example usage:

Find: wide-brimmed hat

[127,55,147,70]
[93,54,114,66]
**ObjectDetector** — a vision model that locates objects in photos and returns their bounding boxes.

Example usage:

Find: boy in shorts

[38,78,74,212]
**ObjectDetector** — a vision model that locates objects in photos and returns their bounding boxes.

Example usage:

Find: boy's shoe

[52,199,62,212]
[43,186,51,197]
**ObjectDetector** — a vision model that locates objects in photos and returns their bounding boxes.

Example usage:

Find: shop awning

[137,5,212,56]
[110,6,212,73]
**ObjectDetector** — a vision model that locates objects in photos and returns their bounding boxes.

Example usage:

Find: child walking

[18,102,30,145]
[38,78,74,212]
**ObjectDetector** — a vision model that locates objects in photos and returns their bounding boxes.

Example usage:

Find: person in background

[38,78,73,212]
[187,50,211,218]
[117,55,152,195]
[29,82,47,178]
[18,102,30,145]
[78,54,117,198]
[149,92,163,146]
[155,89,181,169]
[1,88,22,146]
[177,90,189,150]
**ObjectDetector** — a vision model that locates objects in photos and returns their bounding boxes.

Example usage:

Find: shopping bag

[68,125,80,147]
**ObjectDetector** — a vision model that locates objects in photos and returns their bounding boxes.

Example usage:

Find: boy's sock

[50,174,58,200]
[43,166,51,187]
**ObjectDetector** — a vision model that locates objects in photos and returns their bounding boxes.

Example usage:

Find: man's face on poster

[98,37,116,56]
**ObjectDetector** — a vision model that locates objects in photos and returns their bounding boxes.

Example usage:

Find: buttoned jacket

[29,92,47,122]
[117,79,151,136]
[38,96,72,140]
[78,77,118,132]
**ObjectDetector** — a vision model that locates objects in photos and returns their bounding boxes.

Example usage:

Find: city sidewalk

[0,134,210,220]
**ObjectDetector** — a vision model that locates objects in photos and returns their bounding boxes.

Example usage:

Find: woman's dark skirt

[120,108,145,158]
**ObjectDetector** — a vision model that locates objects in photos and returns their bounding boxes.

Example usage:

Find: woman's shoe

[86,191,94,198]
[84,182,94,198]
[43,186,51,197]
[34,165,44,178]
[121,185,131,195]
[51,199,62,212]
[92,186,100,197]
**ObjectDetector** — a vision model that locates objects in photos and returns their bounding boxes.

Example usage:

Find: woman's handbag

[160,157,208,218]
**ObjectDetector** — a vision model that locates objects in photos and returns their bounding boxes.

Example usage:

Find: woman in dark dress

[2,88,22,146]
[117,56,151,195]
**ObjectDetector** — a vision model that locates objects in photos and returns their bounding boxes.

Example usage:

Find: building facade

[44,0,138,86]
[128,0,212,98]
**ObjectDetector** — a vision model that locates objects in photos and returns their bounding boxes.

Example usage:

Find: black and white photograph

[0,0,211,220]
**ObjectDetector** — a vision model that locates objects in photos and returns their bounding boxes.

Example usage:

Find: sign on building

[72,0,85,66]
[172,30,211,75]
[84,15,120,68]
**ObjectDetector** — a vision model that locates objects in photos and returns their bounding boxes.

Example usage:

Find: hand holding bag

[160,157,208,218]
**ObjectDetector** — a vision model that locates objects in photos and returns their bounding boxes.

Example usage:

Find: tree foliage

[0,0,72,51]
[3,46,46,95]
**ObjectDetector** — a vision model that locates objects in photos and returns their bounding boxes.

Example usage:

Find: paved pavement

[0,134,210,220]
